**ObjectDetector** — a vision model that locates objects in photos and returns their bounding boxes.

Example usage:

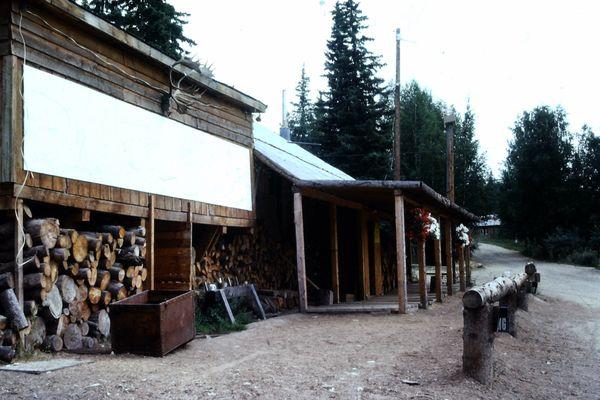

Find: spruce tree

[78,0,196,59]
[288,66,316,143]
[314,0,392,179]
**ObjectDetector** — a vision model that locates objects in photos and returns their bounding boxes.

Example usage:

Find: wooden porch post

[373,219,383,296]
[359,211,370,299]
[466,244,472,287]
[434,237,443,303]
[394,192,407,314]
[417,239,427,309]
[187,202,193,290]
[14,198,23,307]
[329,204,340,303]
[458,245,466,292]
[444,219,453,296]
[293,191,308,312]
[147,194,155,290]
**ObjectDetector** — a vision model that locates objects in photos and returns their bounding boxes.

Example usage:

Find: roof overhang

[37,0,267,113]
[295,180,479,223]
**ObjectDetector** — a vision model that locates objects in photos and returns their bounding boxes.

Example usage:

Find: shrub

[566,250,599,268]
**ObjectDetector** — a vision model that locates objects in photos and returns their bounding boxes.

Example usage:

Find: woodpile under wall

[193,227,296,292]
[0,214,147,357]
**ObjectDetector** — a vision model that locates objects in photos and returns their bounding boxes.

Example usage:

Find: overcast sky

[170,0,600,176]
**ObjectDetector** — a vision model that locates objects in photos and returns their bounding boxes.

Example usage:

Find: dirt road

[473,243,600,308]
[0,244,599,399]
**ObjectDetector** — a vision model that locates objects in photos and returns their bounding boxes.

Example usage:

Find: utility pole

[393,28,402,180]
[444,114,456,202]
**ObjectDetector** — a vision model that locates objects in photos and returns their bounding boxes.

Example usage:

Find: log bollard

[463,303,495,385]
[498,291,517,337]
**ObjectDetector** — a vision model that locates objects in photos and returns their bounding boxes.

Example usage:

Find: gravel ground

[0,244,599,399]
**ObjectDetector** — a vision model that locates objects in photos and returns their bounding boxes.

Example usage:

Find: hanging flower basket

[456,224,471,247]
[407,208,440,241]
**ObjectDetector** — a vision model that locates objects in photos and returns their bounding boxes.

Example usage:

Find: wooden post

[445,115,456,202]
[499,292,518,337]
[458,245,466,292]
[444,219,453,296]
[329,204,339,303]
[406,239,413,282]
[394,28,402,180]
[516,285,529,311]
[359,211,370,299]
[293,192,308,312]
[463,304,495,385]
[434,237,442,303]
[373,219,383,296]
[14,198,23,307]
[187,202,193,291]
[466,244,472,287]
[147,194,155,290]
[394,192,407,314]
[417,239,427,309]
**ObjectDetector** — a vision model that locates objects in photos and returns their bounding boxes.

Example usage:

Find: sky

[170,0,600,176]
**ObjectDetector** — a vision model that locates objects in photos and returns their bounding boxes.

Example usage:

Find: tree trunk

[101,225,125,239]
[71,235,89,263]
[56,234,72,249]
[109,266,125,282]
[23,245,49,260]
[24,316,46,351]
[89,309,110,337]
[25,219,60,249]
[41,285,63,320]
[463,303,495,385]
[49,248,70,262]
[0,272,14,291]
[42,334,63,352]
[0,346,16,363]
[96,270,110,291]
[46,314,68,337]
[63,323,83,350]
[56,275,77,303]
[88,287,102,305]
[0,289,28,331]
[23,300,38,317]
[23,273,47,290]
[463,273,527,309]
[107,282,126,301]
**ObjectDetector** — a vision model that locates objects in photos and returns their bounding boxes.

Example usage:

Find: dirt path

[0,244,599,399]
[473,243,600,308]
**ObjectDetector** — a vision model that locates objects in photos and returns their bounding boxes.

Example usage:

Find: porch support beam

[444,218,453,296]
[417,238,427,309]
[458,245,466,292]
[394,191,407,314]
[293,191,308,312]
[329,204,340,303]
[373,219,383,296]
[434,236,443,302]
[359,210,370,299]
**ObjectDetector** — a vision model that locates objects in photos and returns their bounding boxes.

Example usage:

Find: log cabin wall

[0,0,262,227]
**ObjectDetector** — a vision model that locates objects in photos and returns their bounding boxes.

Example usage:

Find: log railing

[462,263,540,384]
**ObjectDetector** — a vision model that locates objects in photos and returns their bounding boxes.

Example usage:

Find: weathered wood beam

[1,55,22,183]
[147,194,155,290]
[293,192,308,312]
[463,303,494,385]
[359,210,370,299]
[373,220,383,297]
[433,237,442,303]
[187,202,193,291]
[394,192,407,314]
[299,187,363,210]
[14,198,23,306]
[417,239,427,309]
[463,273,527,309]
[329,204,339,304]
[458,245,466,292]
[443,219,453,296]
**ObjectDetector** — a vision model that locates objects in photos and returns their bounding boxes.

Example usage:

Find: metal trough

[109,290,195,356]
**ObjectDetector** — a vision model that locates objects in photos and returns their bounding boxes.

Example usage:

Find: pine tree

[288,66,315,143]
[78,0,196,59]
[314,0,392,179]
[454,105,490,215]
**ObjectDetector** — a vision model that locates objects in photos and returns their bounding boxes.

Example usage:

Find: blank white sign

[23,66,253,211]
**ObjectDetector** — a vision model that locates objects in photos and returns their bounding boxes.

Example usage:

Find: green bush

[566,250,599,268]
[195,297,254,335]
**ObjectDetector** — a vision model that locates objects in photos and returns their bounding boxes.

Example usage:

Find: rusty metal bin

[109,290,195,356]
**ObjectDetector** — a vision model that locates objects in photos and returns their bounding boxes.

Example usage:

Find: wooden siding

[0,1,256,225]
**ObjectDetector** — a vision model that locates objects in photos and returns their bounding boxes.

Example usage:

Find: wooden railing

[462,263,540,384]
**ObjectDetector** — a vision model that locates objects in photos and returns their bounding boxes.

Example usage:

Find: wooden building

[254,126,478,313]
[0,0,266,306]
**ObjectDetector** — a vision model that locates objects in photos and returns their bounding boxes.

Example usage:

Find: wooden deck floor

[305,283,461,314]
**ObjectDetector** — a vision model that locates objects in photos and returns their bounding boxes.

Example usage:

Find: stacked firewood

[0,217,147,358]
[193,227,296,291]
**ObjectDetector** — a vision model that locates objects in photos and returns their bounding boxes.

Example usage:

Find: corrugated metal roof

[253,124,354,181]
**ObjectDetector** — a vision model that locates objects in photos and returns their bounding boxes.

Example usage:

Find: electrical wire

[25,9,231,112]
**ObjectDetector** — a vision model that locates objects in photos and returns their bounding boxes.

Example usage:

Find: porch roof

[295,180,479,223]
